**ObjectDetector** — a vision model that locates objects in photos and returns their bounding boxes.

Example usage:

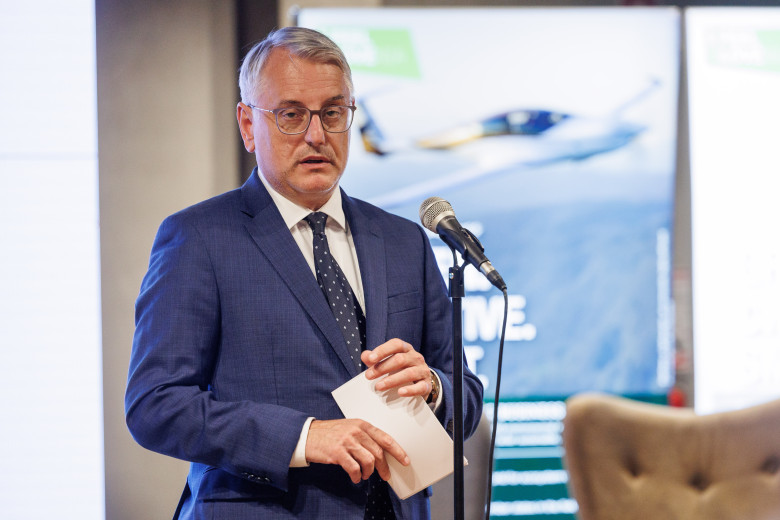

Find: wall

[97,1,238,518]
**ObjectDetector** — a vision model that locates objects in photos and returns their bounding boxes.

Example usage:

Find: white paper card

[332,371,465,500]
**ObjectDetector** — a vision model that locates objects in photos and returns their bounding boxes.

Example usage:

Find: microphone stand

[448,251,465,520]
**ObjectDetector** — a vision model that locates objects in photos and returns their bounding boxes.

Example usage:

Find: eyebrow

[278,95,347,106]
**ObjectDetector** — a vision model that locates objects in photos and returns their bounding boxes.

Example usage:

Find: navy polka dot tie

[365,474,396,520]
[305,212,366,372]
[304,213,395,519]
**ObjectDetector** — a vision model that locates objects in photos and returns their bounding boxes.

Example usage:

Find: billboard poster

[300,8,680,518]
[688,8,780,416]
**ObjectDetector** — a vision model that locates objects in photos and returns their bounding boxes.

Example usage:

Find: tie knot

[304,211,328,235]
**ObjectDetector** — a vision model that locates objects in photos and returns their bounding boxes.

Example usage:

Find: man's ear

[236,102,255,153]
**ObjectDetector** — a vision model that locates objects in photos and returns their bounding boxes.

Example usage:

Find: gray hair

[238,27,354,104]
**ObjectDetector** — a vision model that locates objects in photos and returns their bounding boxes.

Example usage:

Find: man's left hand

[361,338,432,398]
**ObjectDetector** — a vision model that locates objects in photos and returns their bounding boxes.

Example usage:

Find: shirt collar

[257,170,346,231]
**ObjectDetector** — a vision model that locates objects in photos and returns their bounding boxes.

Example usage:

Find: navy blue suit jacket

[126,170,484,519]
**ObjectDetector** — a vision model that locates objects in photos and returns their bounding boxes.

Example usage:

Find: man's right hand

[305,419,409,484]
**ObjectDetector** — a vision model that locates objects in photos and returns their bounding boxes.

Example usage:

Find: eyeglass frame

[246,103,357,135]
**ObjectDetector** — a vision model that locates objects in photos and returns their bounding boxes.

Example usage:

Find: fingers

[306,419,409,483]
[374,362,429,396]
[348,443,379,482]
[362,339,431,398]
[365,422,409,480]
[361,338,410,367]
[395,377,431,397]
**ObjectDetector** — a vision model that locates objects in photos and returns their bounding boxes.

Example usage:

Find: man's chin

[288,175,341,203]
[296,165,342,185]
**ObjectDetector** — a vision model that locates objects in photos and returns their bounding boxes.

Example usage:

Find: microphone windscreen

[419,196,454,233]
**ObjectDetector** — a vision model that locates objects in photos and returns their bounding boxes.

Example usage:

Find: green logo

[322,27,421,79]
[707,28,780,73]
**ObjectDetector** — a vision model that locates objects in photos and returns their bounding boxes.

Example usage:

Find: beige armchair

[561,393,780,520]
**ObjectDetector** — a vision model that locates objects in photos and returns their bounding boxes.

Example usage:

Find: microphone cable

[485,288,509,520]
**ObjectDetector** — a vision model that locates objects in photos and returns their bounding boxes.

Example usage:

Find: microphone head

[419,196,455,233]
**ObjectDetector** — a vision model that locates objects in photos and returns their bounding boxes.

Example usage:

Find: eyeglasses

[247,103,357,135]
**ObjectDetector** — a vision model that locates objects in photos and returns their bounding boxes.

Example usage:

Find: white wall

[0,1,103,517]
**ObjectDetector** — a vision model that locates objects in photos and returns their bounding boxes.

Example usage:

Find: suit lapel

[343,192,388,352]
[240,172,359,377]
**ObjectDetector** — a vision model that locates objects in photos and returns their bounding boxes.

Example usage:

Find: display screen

[687,7,780,415]
[300,7,680,518]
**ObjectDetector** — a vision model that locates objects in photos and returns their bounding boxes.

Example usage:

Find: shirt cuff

[289,416,314,468]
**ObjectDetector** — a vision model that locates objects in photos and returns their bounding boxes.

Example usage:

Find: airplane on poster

[356,80,660,208]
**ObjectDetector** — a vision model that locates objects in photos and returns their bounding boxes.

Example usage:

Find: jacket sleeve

[125,213,308,492]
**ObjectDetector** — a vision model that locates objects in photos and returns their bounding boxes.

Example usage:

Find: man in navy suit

[126,27,483,519]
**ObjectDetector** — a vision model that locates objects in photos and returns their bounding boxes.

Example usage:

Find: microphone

[419,197,507,291]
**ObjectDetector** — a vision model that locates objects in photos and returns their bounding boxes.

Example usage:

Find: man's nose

[304,113,326,146]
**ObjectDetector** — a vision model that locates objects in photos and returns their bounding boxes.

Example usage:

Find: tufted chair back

[561,393,780,520]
